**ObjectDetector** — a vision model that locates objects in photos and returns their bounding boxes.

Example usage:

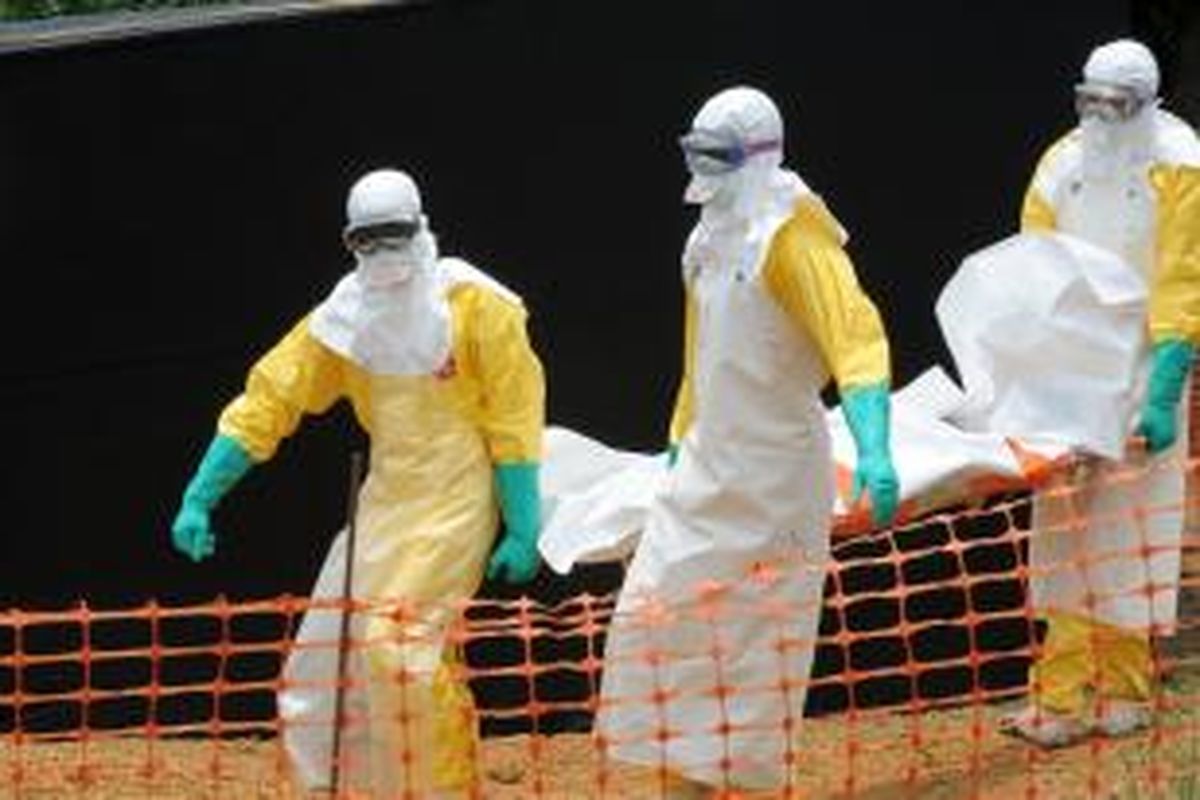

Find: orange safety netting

[2,458,1200,799]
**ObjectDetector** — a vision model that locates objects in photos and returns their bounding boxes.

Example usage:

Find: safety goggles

[343,220,421,254]
[678,128,782,176]
[1074,82,1146,124]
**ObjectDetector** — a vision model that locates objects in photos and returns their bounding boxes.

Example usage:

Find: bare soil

[3,671,1198,800]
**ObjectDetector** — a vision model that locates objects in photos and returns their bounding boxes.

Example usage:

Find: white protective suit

[597,88,893,792]
[1019,41,1200,635]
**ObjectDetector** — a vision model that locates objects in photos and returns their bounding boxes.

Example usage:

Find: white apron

[598,180,835,790]
[1030,122,1187,632]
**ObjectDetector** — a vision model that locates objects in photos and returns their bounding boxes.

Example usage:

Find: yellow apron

[278,365,497,797]
[228,264,544,798]
[355,369,496,796]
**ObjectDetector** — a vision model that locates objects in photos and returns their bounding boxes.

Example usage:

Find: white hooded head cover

[1083,38,1160,102]
[681,86,844,280]
[310,168,452,375]
[683,86,785,216]
[1078,39,1160,179]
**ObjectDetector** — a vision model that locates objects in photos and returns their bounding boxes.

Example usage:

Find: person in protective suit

[596,86,899,798]
[169,168,545,798]
[1000,39,1200,748]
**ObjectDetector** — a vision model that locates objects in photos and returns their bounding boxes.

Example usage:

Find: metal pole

[330,450,365,798]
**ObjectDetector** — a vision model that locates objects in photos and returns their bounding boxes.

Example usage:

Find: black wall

[0,0,1134,615]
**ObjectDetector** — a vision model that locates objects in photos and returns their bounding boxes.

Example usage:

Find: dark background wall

[0,0,1141,612]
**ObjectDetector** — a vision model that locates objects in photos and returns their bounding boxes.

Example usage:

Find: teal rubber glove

[171,434,255,562]
[1136,339,1194,455]
[841,382,900,527]
[666,442,679,468]
[487,462,542,584]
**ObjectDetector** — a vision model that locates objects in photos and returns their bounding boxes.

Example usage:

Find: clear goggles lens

[679,129,781,176]
[344,220,420,254]
[1075,83,1144,123]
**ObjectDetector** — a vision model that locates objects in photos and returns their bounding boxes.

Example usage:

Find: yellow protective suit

[219,272,544,796]
[1019,110,1200,715]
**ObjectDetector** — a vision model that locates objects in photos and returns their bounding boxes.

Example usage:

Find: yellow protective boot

[1003,611,1157,748]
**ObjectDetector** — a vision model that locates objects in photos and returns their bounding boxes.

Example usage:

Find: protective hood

[681,86,785,220]
[1082,39,1160,103]
[1078,39,1161,180]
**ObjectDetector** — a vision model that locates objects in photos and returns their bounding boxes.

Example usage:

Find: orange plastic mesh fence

[2,457,1199,799]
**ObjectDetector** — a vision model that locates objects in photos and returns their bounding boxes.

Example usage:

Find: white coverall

[598,91,892,792]
[1020,46,1200,716]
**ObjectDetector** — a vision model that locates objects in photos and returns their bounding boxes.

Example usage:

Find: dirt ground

[2,669,1198,800]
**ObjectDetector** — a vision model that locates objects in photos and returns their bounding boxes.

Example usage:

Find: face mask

[1080,107,1154,181]
[687,164,778,223]
[355,248,421,287]
[685,173,731,206]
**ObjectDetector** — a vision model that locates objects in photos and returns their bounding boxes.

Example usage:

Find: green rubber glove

[487,462,542,584]
[841,382,900,527]
[1136,339,1194,455]
[171,434,255,562]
